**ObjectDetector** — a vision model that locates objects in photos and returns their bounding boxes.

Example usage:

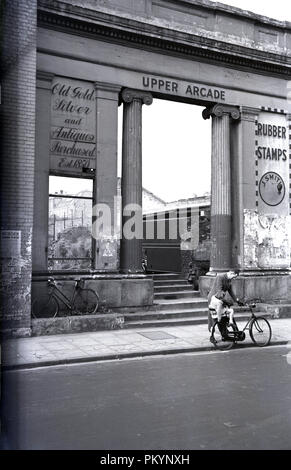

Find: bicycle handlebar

[243,302,256,309]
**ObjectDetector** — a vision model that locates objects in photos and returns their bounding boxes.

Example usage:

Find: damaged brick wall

[0,0,37,336]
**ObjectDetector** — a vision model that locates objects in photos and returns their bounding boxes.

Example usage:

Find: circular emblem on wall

[259,172,285,207]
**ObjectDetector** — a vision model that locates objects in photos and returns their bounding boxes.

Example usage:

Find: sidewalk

[2,318,291,370]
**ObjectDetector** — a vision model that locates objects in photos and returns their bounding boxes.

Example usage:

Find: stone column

[203,104,240,273]
[94,82,121,271]
[120,88,153,273]
[33,72,54,272]
[236,106,259,272]
[0,0,37,337]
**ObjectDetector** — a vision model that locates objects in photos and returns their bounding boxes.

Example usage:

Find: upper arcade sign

[141,75,227,103]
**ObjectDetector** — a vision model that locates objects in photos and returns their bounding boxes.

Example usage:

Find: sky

[118,0,291,203]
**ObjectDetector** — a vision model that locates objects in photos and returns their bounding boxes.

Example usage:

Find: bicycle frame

[48,280,79,311]
[224,305,261,342]
[211,303,272,349]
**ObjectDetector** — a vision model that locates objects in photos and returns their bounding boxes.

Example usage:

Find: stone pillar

[120,88,153,273]
[94,82,121,271]
[288,114,291,219]
[236,106,259,272]
[33,72,54,272]
[0,0,37,337]
[203,104,240,273]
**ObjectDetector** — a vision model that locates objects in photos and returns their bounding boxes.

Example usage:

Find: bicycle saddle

[75,278,85,288]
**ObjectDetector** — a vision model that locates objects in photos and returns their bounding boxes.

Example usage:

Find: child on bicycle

[209,292,235,338]
[207,270,244,337]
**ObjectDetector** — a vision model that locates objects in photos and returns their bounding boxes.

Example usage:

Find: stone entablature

[38,0,291,75]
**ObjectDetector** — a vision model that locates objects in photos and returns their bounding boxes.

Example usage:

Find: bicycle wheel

[73,288,99,315]
[32,294,59,319]
[210,321,235,351]
[249,317,272,347]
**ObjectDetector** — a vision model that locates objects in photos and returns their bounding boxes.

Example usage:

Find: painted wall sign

[50,78,96,174]
[256,112,289,212]
[256,123,287,162]
[0,230,21,258]
[142,75,226,102]
[259,172,285,207]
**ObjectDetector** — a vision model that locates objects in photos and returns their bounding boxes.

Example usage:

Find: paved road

[1,345,291,450]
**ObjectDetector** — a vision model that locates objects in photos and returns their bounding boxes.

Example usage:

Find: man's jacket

[207,273,237,305]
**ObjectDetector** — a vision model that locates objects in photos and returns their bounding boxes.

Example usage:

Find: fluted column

[203,104,240,272]
[120,88,153,273]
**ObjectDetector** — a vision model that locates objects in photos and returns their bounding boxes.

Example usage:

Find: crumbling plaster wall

[244,210,291,270]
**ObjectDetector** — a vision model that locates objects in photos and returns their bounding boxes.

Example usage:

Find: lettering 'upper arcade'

[142,76,226,103]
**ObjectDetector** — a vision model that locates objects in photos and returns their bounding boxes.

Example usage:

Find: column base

[120,269,144,275]
[206,268,233,276]
[1,327,32,340]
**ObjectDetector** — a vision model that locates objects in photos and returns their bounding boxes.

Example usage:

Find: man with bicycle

[207,270,244,339]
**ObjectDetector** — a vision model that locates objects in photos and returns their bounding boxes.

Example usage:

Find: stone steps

[124,307,207,322]
[154,284,194,293]
[123,311,261,329]
[124,272,208,328]
[151,273,184,281]
[154,290,201,300]
[153,279,190,286]
[125,270,291,329]
[154,298,208,310]
[124,272,276,329]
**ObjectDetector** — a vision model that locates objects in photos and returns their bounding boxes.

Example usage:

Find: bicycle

[32,278,99,318]
[209,303,272,351]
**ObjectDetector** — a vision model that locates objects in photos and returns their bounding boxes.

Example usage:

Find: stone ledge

[37,4,291,77]
[1,328,32,340]
[31,313,124,336]
[259,304,291,319]
[199,274,291,303]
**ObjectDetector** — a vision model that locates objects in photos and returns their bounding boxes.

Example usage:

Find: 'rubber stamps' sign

[0,231,21,258]
[50,78,96,174]
[256,112,289,211]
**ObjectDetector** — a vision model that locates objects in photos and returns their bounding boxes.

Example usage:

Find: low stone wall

[259,303,291,319]
[32,274,154,312]
[200,274,291,303]
[31,313,124,336]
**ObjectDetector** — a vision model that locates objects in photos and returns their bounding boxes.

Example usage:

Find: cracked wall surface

[244,210,290,269]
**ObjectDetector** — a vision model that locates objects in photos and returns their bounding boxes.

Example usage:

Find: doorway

[141,98,211,274]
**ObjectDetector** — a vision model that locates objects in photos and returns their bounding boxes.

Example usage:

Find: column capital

[121,88,153,106]
[240,106,260,122]
[202,103,240,121]
[36,71,55,82]
[94,82,122,101]
[94,81,122,93]
[36,71,55,90]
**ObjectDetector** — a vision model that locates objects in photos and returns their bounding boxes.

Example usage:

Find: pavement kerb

[2,339,289,371]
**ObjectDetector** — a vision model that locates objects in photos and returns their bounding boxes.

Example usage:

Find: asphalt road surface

[1,345,291,450]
